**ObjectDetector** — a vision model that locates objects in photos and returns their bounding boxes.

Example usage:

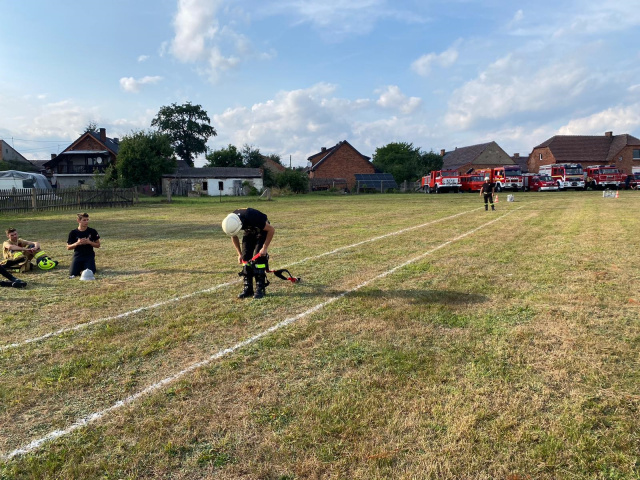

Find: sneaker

[69,275,75,279]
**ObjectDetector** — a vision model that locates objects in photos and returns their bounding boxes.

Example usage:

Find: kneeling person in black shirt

[67,212,101,278]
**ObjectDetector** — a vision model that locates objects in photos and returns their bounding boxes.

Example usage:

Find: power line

[1,137,69,143]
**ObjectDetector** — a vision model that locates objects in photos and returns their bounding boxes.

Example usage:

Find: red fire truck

[491,165,523,191]
[538,163,585,190]
[459,173,486,192]
[584,165,625,190]
[522,173,558,192]
[421,169,461,193]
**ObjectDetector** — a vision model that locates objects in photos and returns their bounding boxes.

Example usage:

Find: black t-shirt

[234,208,268,234]
[481,182,495,194]
[67,227,100,256]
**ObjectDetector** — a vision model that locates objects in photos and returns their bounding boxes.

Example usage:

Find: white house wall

[203,177,263,196]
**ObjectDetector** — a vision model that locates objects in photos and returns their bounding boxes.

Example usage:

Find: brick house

[528,131,640,174]
[262,156,286,174]
[307,140,375,190]
[441,141,515,174]
[44,128,119,188]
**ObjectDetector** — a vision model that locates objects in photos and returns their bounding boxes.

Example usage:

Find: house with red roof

[528,131,640,174]
[440,141,515,174]
[44,128,119,188]
[307,140,375,190]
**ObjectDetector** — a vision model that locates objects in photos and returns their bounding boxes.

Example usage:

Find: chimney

[321,147,326,152]
[514,153,520,159]
[605,131,613,137]
[99,128,106,142]
[113,138,119,144]
[50,154,57,160]
[440,149,446,156]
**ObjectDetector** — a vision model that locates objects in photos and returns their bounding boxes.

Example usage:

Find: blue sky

[1,0,639,167]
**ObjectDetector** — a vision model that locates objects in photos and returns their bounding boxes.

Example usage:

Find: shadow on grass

[267,284,487,306]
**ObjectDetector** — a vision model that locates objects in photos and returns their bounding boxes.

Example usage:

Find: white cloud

[119,76,163,93]
[554,3,640,37]
[558,104,640,135]
[411,42,459,77]
[170,0,222,62]
[209,83,431,167]
[137,55,150,62]
[444,55,589,129]
[169,0,273,81]
[512,9,524,23]
[376,85,421,114]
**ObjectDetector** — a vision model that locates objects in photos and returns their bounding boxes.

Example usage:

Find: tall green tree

[275,168,308,193]
[241,144,264,168]
[83,121,98,133]
[372,142,443,184]
[115,130,176,192]
[151,102,216,167]
[205,144,243,167]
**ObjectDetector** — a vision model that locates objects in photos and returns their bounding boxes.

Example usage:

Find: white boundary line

[0,208,480,353]
[1,207,522,461]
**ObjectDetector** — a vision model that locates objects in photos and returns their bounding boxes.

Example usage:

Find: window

[202,181,208,191]
[633,149,640,160]
[218,181,224,190]
[539,153,543,161]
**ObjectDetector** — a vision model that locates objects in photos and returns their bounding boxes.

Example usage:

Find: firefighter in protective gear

[222,209,275,299]
[3,227,58,272]
[480,177,496,211]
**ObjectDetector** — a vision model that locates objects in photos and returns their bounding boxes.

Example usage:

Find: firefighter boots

[254,269,267,299]
[238,272,254,299]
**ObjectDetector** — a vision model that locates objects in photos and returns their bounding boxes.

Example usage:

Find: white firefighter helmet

[485,176,490,181]
[221,213,242,236]
[80,269,95,281]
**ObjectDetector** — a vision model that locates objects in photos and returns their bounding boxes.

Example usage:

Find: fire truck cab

[539,163,585,190]
[584,165,624,190]
[421,169,461,193]
[522,173,558,192]
[492,165,523,192]
[459,173,486,192]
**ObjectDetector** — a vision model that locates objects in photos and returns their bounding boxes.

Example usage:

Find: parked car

[523,174,558,192]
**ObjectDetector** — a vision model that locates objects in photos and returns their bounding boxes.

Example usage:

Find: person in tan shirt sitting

[3,227,57,272]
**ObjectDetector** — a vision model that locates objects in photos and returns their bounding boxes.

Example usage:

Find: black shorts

[69,253,97,276]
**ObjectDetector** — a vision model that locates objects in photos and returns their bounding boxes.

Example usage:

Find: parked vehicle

[421,170,461,193]
[624,172,640,189]
[0,170,52,190]
[491,165,523,192]
[522,173,558,192]
[459,174,486,192]
[584,165,625,190]
[539,163,585,190]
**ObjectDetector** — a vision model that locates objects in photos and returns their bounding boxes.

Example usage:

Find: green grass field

[1,191,639,479]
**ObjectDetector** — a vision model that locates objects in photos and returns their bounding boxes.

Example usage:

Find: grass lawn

[1,191,639,479]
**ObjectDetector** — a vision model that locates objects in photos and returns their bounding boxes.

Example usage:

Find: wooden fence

[0,188,137,214]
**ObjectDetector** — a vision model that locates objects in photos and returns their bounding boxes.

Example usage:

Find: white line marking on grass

[0,208,481,353]
[1,207,521,461]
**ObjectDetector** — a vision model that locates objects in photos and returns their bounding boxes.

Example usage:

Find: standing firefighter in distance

[480,176,496,211]
[222,208,275,300]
